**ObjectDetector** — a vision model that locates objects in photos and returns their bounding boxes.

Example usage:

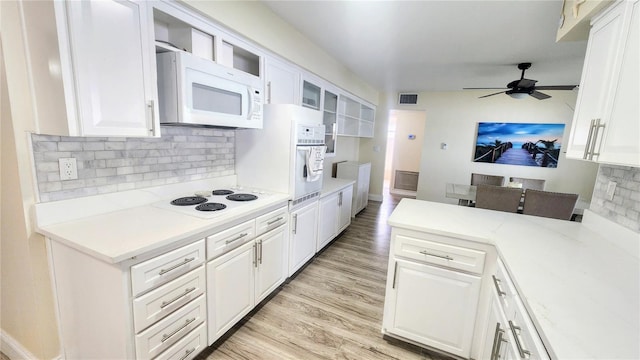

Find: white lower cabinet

[336,162,370,217]
[207,206,289,344]
[289,201,319,276]
[317,184,353,251]
[207,240,256,344]
[384,259,481,358]
[479,260,550,360]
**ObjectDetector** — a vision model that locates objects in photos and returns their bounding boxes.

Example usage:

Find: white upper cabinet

[323,87,339,157]
[55,0,159,137]
[301,74,324,111]
[265,57,300,105]
[337,94,376,138]
[566,0,639,166]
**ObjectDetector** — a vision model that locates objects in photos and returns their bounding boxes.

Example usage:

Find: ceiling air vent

[398,93,418,105]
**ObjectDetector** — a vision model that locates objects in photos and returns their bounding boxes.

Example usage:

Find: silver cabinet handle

[159,257,195,276]
[338,192,343,206]
[267,81,272,103]
[258,239,263,264]
[589,118,605,160]
[267,217,283,225]
[253,243,258,268]
[225,232,249,245]
[509,320,531,358]
[292,214,298,235]
[161,317,196,343]
[490,322,505,360]
[147,100,155,134]
[392,262,398,289]
[178,348,196,360]
[160,287,196,308]
[419,251,453,261]
[492,275,507,297]
[584,119,596,159]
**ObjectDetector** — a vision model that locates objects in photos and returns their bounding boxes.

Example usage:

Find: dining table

[444,183,590,216]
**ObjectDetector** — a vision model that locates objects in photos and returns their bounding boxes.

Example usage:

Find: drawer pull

[509,320,531,358]
[490,322,505,360]
[160,287,196,309]
[179,347,196,360]
[492,275,507,296]
[419,251,453,261]
[159,257,196,276]
[161,317,196,343]
[267,217,283,225]
[225,232,249,245]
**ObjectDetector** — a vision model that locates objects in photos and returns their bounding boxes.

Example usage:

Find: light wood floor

[196,195,452,360]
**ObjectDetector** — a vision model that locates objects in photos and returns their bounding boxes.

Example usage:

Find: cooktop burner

[171,196,208,206]
[226,193,258,202]
[195,203,227,212]
[212,189,234,196]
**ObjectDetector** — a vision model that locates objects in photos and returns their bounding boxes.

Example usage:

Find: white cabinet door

[386,259,481,358]
[59,0,158,137]
[207,241,255,344]
[598,0,640,166]
[265,57,299,104]
[357,163,371,214]
[255,225,288,303]
[317,193,339,252]
[566,2,625,160]
[337,186,353,233]
[480,291,520,360]
[289,201,318,276]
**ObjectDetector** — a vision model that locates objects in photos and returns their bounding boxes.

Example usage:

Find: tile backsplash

[32,126,235,202]
[590,164,640,233]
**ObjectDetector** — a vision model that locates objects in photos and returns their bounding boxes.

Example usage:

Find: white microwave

[156,51,263,128]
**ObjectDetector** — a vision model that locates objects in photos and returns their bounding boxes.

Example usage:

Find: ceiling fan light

[508,92,528,99]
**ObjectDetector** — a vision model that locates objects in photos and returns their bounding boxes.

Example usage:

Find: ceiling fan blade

[478,91,507,98]
[463,87,508,90]
[534,85,577,90]
[516,78,537,88]
[530,91,551,100]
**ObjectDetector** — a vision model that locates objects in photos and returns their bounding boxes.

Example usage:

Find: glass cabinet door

[323,90,338,156]
[302,80,321,110]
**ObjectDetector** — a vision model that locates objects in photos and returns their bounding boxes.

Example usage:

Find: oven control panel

[296,124,325,145]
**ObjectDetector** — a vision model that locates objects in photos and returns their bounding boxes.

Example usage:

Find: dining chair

[509,177,546,191]
[522,189,579,220]
[471,173,505,186]
[475,184,523,213]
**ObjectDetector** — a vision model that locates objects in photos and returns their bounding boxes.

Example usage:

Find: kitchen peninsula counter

[388,199,639,360]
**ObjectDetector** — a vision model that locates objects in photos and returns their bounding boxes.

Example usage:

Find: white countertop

[34,177,290,263]
[388,199,640,360]
[321,177,355,198]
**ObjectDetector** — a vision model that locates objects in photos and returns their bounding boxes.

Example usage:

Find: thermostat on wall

[408,134,416,140]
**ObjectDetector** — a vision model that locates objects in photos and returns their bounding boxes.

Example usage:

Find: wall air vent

[398,93,418,105]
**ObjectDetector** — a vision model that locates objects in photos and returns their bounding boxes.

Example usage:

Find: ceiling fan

[468,63,578,100]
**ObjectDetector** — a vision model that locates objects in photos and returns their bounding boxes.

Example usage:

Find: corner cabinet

[53,0,159,137]
[566,0,639,166]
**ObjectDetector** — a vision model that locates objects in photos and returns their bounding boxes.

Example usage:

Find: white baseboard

[1,330,62,360]
[389,188,417,197]
[368,194,383,202]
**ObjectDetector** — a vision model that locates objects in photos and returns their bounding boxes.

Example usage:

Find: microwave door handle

[247,88,254,120]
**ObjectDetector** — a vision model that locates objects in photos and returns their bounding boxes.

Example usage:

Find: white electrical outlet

[606,180,617,201]
[59,158,78,181]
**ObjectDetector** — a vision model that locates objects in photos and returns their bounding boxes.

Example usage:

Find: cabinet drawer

[135,295,206,360]
[255,206,288,237]
[206,220,255,260]
[154,322,207,360]
[133,267,205,332]
[131,240,205,296]
[394,233,486,274]
[510,296,550,360]
[493,259,518,319]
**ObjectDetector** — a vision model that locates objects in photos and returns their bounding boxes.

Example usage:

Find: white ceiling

[262,0,589,94]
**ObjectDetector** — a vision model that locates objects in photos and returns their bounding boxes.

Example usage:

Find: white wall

[389,110,426,190]
[414,90,599,203]
[360,90,599,203]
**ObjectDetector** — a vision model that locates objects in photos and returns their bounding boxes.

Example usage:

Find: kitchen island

[383,199,639,360]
